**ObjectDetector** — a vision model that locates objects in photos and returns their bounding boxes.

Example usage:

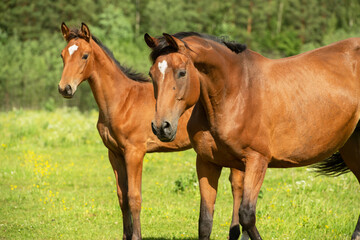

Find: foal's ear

[81,22,91,42]
[163,33,185,51]
[61,22,70,41]
[144,33,158,49]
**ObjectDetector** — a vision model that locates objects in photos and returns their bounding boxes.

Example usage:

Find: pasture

[0,109,359,239]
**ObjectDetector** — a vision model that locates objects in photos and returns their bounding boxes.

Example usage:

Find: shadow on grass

[143,238,198,240]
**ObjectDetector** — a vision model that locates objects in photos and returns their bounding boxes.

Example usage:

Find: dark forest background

[1,0,359,111]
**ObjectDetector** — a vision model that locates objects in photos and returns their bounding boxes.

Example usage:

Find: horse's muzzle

[58,84,73,98]
[151,120,176,142]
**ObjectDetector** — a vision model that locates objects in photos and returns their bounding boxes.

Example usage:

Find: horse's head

[58,22,93,98]
[145,33,200,142]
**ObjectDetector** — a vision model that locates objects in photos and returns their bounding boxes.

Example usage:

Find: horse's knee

[128,192,141,211]
[239,204,256,230]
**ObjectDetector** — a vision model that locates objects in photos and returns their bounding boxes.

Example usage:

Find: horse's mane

[149,32,247,63]
[67,28,150,83]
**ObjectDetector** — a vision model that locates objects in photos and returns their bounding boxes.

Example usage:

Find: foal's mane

[149,32,247,63]
[67,28,150,83]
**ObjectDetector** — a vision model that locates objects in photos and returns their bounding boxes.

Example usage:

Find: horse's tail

[311,152,350,177]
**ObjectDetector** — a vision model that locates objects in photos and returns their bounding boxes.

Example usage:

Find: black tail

[311,152,350,177]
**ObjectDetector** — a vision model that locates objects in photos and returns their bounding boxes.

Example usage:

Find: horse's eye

[178,70,186,78]
[82,54,89,60]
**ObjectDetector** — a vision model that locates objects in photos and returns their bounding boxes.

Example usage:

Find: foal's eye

[178,70,186,78]
[82,54,89,60]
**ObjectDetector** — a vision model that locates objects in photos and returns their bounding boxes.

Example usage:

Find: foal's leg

[124,147,145,240]
[196,156,222,240]
[339,132,360,240]
[229,168,244,240]
[108,150,132,240]
[239,152,268,240]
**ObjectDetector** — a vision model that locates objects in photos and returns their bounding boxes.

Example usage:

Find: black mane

[150,32,247,63]
[67,28,150,83]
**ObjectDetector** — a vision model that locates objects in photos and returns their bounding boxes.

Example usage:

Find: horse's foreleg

[124,147,145,240]
[196,156,222,240]
[239,152,267,240]
[339,131,360,240]
[228,168,244,240]
[108,150,132,240]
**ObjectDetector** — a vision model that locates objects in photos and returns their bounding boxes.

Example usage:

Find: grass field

[0,108,359,239]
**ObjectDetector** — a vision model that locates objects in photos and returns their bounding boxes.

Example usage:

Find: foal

[58,23,242,240]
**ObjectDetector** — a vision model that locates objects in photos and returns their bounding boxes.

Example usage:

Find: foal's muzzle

[151,120,176,142]
[58,84,73,98]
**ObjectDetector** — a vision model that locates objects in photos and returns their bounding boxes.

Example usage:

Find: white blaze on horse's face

[68,44,79,56]
[158,60,168,81]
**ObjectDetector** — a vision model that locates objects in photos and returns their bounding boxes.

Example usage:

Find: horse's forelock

[149,32,246,63]
[150,41,179,63]
[149,36,193,63]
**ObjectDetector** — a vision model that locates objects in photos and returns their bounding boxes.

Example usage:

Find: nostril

[162,121,171,129]
[151,122,157,135]
[65,85,72,95]
[58,85,62,93]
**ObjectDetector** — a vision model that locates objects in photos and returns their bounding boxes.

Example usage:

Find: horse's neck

[195,48,254,129]
[197,74,219,129]
[87,45,135,121]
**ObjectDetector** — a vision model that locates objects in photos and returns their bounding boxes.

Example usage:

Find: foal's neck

[87,42,137,120]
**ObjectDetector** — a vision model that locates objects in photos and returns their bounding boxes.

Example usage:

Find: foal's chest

[97,121,123,154]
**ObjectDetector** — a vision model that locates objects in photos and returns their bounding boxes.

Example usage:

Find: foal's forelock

[65,29,87,42]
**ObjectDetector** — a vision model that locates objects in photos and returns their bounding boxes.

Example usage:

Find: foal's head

[145,33,200,142]
[58,22,93,98]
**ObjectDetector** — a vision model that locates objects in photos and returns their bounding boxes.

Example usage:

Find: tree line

[0,0,359,111]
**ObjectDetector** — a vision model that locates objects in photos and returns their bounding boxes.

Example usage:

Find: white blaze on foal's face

[158,60,168,81]
[68,44,79,56]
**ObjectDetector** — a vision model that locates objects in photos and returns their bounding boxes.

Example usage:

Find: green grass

[0,109,359,239]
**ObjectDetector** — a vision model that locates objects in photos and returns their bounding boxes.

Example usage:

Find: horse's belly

[267,72,360,165]
[270,114,359,166]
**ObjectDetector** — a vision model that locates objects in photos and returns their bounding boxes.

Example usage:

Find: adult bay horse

[58,23,243,240]
[145,32,360,240]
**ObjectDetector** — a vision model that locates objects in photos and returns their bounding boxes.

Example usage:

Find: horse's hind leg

[339,131,360,240]
[108,150,132,240]
[228,168,244,240]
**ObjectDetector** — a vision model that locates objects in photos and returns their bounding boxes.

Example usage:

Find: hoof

[352,231,360,240]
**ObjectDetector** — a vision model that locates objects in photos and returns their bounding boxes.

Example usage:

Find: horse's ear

[61,22,70,41]
[81,22,91,42]
[163,33,185,51]
[144,33,158,49]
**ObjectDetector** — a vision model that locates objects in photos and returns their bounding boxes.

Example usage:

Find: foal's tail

[311,152,350,177]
